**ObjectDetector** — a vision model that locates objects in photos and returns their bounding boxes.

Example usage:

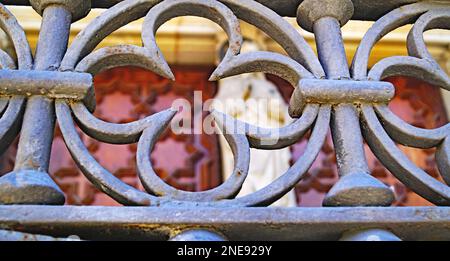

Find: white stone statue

[212,40,297,207]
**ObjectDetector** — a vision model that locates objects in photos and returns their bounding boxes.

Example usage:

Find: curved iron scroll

[0,0,447,208]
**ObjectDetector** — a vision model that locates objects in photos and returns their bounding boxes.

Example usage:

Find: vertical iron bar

[15,5,71,171]
[0,5,72,205]
[308,11,394,206]
[314,17,370,181]
[313,17,372,178]
[314,17,350,80]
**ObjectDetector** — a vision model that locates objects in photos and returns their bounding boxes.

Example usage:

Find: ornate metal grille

[0,0,449,241]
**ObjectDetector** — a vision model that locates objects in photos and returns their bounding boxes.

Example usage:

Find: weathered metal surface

[0,3,28,158]
[351,1,450,81]
[0,0,447,241]
[53,0,328,207]
[354,2,450,206]
[0,206,449,240]
[361,105,450,205]
[136,113,251,202]
[298,3,394,207]
[0,4,72,205]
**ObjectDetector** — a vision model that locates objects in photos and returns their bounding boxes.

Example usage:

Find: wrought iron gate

[0,0,449,241]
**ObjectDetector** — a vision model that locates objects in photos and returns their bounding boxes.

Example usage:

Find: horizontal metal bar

[0,0,423,20]
[0,206,449,240]
[289,79,395,114]
[297,79,394,103]
[0,70,95,111]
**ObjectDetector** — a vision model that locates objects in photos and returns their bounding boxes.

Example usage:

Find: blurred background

[0,6,449,206]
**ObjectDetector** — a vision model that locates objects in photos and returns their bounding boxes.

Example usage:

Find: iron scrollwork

[0,0,447,213]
